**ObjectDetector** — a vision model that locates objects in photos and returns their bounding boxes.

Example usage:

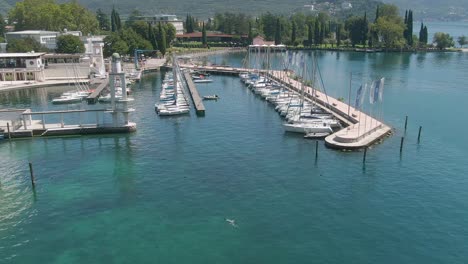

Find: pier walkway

[180,64,392,150]
[183,72,205,115]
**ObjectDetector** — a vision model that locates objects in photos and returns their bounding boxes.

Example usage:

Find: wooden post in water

[363,147,367,165]
[315,141,319,160]
[404,116,408,133]
[7,122,11,140]
[400,137,405,153]
[29,162,35,189]
[417,126,422,144]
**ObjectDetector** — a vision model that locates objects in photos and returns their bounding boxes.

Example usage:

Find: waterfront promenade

[180,64,392,150]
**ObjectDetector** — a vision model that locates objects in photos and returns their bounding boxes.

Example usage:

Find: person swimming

[225,218,238,228]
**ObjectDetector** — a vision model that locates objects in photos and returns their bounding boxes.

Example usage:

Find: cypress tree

[248,22,253,45]
[320,22,325,45]
[423,26,428,44]
[308,23,313,47]
[362,12,368,47]
[403,10,408,42]
[291,21,297,45]
[274,18,281,45]
[115,11,122,31]
[408,10,413,46]
[157,22,166,56]
[148,23,158,50]
[314,21,320,46]
[336,24,341,47]
[111,8,116,32]
[419,22,424,44]
[202,22,207,47]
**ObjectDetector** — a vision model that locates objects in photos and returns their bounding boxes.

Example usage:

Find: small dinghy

[203,94,219,100]
[304,132,330,139]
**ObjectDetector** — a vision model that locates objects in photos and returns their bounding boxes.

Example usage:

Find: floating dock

[0,109,135,139]
[87,78,109,104]
[180,64,392,150]
[183,72,205,115]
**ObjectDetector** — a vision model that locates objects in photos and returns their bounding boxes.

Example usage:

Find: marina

[180,63,392,150]
[1,49,468,263]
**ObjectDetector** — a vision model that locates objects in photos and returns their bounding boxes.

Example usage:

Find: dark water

[0,50,467,263]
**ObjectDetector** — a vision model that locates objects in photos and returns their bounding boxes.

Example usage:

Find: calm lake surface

[1,49,467,263]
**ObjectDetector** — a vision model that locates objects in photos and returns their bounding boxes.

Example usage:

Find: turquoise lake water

[1,50,468,263]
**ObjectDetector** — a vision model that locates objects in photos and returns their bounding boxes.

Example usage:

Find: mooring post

[7,122,11,140]
[404,116,408,133]
[363,147,367,165]
[28,162,35,189]
[315,141,319,160]
[400,137,405,153]
[417,126,422,144]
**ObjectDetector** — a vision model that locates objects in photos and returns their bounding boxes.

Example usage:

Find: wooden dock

[183,71,205,115]
[180,64,392,150]
[87,78,109,104]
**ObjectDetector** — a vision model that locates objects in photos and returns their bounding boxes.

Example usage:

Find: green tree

[157,22,167,56]
[0,13,5,37]
[8,0,98,34]
[406,10,413,46]
[419,22,425,45]
[185,14,195,33]
[433,32,454,50]
[314,21,320,46]
[261,12,276,41]
[458,35,467,47]
[274,18,281,45]
[345,16,364,47]
[103,33,128,57]
[372,4,405,49]
[373,17,405,49]
[336,23,342,46]
[202,22,207,47]
[7,37,47,53]
[111,7,122,32]
[96,8,110,31]
[148,23,158,50]
[423,26,428,44]
[307,23,313,47]
[56,35,85,53]
[362,12,369,46]
[165,23,176,46]
[130,20,149,39]
[248,22,253,44]
[291,21,297,45]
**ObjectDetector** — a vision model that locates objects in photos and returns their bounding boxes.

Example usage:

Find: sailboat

[156,58,190,116]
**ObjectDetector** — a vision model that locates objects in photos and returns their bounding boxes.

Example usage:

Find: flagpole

[347,72,352,118]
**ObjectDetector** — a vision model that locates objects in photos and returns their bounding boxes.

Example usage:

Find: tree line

[4,0,465,55]
[204,5,462,50]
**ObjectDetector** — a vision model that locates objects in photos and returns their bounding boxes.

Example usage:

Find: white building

[134,14,184,35]
[5,30,83,50]
[0,52,46,82]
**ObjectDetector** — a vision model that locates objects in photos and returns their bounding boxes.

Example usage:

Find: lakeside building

[133,14,184,35]
[5,30,83,50]
[0,53,46,82]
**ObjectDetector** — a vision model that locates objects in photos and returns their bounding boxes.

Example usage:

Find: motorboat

[52,95,82,104]
[203,94,219,100]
